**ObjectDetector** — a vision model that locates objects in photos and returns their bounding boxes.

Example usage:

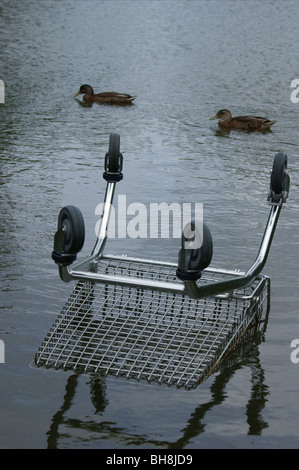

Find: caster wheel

[106,133,122,173]
[182,221,213,271]
[271,152,287,194]
[58,205,85,254]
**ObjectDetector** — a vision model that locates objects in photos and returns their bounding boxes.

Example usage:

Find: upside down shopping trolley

[35,134,290,390]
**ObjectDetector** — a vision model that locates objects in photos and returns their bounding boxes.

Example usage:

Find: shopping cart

[35,134,290,389]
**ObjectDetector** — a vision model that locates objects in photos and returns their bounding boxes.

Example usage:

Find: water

[1,0,299,449]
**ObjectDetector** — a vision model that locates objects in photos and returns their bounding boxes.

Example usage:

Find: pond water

[1,0,299,449]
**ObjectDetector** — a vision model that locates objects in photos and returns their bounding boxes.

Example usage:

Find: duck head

[74,84,94,97]
[210,110,232,121]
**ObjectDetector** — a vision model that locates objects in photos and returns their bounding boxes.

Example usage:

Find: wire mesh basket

[35,258,270,389]
[35,134,289,389]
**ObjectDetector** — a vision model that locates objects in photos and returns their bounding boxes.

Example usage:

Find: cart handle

[181,203,282,299]
[177,152,289,298]
[53,148,290,300]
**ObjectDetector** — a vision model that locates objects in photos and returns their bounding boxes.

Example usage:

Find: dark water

[1,0,299,449]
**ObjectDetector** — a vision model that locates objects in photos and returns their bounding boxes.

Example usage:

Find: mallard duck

[210,109,276,131]
[74,84,137,105]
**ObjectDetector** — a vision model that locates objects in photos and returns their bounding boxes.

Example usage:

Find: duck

[209,109,276,131]
[74,84,137,105]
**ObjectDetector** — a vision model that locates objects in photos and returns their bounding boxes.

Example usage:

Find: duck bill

[74,90,81,97]
[209,115,218,120]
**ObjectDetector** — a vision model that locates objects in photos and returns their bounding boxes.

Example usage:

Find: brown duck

[74,84,137,105]
[210,109,276,131]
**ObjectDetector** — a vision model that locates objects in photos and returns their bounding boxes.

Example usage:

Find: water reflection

[46,334,268,449]
[211,127,274,138]
[174,343,269,448]
[74,98,92,108]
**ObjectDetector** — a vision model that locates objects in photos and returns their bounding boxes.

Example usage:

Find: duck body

[210,109,276,131]
[74,84,137,105]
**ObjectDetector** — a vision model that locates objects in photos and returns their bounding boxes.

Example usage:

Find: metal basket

[35,134,289,389]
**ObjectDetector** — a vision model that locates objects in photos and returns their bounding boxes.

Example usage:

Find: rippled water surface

[1,0,299,449]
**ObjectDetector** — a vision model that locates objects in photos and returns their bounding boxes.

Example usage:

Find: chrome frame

[55,160,289,300]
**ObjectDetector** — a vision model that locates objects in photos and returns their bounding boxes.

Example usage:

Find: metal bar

[183,203,282,299]
[91,181,117,259]
[68,269,186,294]
[66,204,281,299]
[99,254,246,277]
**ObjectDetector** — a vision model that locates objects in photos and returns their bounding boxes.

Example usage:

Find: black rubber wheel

[107,133,121,173]
[271,152,287,194]
[182,221,213,271]
[58,205,85,254]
